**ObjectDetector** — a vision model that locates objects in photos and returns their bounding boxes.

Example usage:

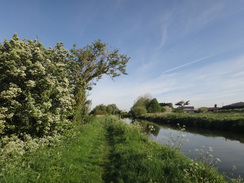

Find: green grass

[1,116,229,183]
[1,117,108,183]
[104,119,226,183]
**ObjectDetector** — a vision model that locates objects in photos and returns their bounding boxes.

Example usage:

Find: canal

[123,118,244,179]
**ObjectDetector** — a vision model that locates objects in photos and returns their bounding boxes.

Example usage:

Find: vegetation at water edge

[0,116,229,183]
[139,112,244,133]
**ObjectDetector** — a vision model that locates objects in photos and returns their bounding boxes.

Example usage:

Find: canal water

[122,118,244,179]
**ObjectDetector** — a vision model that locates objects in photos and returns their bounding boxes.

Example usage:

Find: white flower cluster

[0,34,75,160]
[0,132,63,176]
[0,83,22,100]
[25,80,36,88]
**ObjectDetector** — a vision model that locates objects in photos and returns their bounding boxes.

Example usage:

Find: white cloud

[161,54,218,74]
[89,54,244,111]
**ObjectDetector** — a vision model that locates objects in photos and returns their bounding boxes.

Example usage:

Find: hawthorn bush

[0,34,129,168]
[0,34,74,139]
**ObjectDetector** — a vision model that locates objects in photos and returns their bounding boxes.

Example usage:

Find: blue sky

[1,0,244,111]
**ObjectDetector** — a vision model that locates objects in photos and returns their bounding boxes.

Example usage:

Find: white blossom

[25,80,36,88]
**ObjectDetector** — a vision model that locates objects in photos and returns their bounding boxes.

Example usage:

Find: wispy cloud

[179,1,227,35]
[161,53,218,74]
[90,54,244,110]
[157,12,172,51]
[158,55,244,107]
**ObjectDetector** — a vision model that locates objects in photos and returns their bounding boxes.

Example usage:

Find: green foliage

[107,104,120,115]
[129,95,151,117]
[0,118,107,183]
[130,106,147,118]
[162,106,172,112]
[105,119,226,183]
[137,120,160,136]
[134,95,151,108]
[175,100,190,107]
[67,40,130,114]
[0,34,130,182]
[141,112,244,133]
[0,34,74,138]
[130,96,169,117]
[160,102,173,108]
[0,116,228,182]
[147,98,161,113]
[174,108,184,113]
[198,107,209,113]
[91,103,120,115]
[92,104,108,115]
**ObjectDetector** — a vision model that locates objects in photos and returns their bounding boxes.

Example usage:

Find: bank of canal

[123,118,244,179]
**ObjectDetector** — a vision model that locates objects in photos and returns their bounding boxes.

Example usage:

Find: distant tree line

[90,104,121,115]
[129,95,164,118]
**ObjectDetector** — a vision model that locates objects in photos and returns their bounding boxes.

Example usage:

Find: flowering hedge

[0,34,74,139]
[0,34,129,171]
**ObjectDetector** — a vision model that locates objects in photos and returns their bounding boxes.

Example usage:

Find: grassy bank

[0,117,108,183]
[139,112,244,133]
[104,119,227,183]
[1,116,232,182]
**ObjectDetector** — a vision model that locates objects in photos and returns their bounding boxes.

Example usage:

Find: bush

[0,34,74,139]
[130,106,147,118]
[147,98,161,113]
[198,107,208,113]
[174,108,184,113]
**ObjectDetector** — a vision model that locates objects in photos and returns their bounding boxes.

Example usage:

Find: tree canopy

[0,34,129,139]
[147,98,161,113]
[175,100,190,108]
[67,40,130,117]
[91,104,120,115]
[0,34,74,137]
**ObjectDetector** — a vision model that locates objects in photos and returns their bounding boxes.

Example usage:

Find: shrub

[130,106,147,118]
[198,107,208,113]
[0,34,74,139]
[147,98,161,113]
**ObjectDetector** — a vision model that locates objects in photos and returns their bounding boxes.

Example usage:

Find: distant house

[182,106,194,113]
[208,104,221,112]
[222,102,244,110]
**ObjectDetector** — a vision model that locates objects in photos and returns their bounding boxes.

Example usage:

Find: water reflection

[149,123,244,179]
[134,120,160,136]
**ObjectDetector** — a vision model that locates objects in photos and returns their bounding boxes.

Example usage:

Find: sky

[1,0,244,111]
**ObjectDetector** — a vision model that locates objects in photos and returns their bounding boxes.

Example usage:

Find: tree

[0,34,74,138]
[91,104,120,115]
[130,106,147,118]
[107,104,120,115]
[129,95,152,118]
[67,40,130,118]
[175,100,190,108]
[132,95,151,109]
[91,104,108,115]
[147,98,161,113]
[198,107,208,113]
